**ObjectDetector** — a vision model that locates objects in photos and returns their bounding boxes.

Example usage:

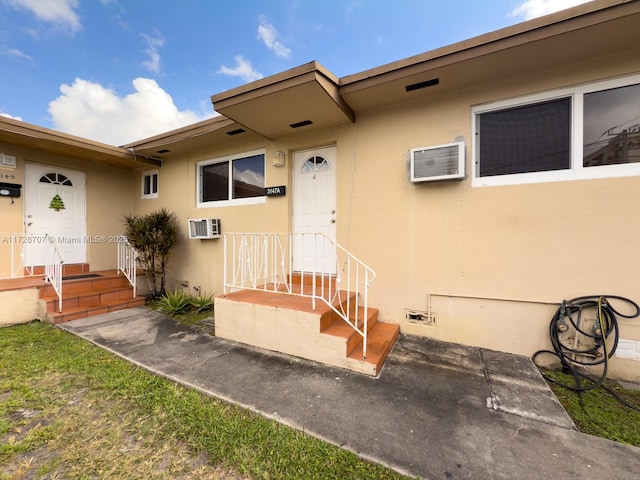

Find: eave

[206,0,640,140]
[211,62,355,140]
[339,0,640,111]
[0,116,160,169]
[123,115,262,159]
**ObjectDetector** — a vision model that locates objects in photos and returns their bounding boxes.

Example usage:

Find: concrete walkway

[58,307,640,480]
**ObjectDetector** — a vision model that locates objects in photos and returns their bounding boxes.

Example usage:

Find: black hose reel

[532,295,640,392]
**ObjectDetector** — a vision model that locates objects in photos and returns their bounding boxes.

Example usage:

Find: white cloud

[48,77,211,145]
[0,46,32,61]
[218,55,263,83]
[235,168,264,188]
[257,15,291,59]
[0,112,23,121]
[510,0,593,20]
[141,31,164,73]
[5,0,81,33]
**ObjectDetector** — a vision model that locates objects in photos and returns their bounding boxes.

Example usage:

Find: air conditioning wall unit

[410,141,465,183]
[188,218,221,239]
[0,153,17,169]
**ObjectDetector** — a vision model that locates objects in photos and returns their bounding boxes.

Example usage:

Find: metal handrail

[223,233,376,359]
[117,235,138,297]
[44,234,64,312]
[0,232,45,279]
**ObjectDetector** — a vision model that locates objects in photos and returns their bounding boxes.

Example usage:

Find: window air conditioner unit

[410,141,465,182]
[188,218,221,239]
[0,153,16,168]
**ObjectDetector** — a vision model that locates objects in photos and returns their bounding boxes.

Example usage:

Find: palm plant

[123,208,178,298]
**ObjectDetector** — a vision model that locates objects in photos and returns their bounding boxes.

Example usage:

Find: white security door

[24,163,86,266]
[293,146,337,273]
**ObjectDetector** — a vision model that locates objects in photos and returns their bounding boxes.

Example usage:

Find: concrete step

[347,321,401,374]
[47,296,146,324]
[321,306,380,356]
[41,286,137,313]
[27,263,90,276]
[39,269,144,324]
[39,271,128,297]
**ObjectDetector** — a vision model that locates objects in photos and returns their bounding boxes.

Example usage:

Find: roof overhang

[340,0,640,111]
[123,115,262,158]
[211,62,355,140]
[0,116,160,169]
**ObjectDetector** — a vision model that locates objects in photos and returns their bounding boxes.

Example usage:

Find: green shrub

[123,209,179,298]
[190,293,214,313]
[157,290,193,317]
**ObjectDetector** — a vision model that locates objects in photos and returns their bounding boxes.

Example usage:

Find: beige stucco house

[2,0,640,378]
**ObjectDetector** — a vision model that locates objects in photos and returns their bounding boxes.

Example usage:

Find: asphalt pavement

[58,307,640,479]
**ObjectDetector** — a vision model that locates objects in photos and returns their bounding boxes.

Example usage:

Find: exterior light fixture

[273,151,286,167]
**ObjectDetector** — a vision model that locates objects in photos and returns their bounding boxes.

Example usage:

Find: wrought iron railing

[44,234,64,312]
[0,232,45,279]
[117,235,138,297]
[223,233,376,359]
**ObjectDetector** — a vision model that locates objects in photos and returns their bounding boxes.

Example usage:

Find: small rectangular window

[198,150,266,207]
[142,171,158,199]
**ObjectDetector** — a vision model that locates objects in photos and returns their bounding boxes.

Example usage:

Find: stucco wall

[131,50,640,380]
[0,143,134,277]
[0,288,39,325]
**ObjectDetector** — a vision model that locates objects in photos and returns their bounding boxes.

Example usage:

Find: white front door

[293,146,337,273]
[24,163,86,266]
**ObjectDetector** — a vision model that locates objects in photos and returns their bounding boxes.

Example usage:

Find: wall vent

[410,141,465,183]
[0,153,17,168]
[188,218,221,239]
[405,309,436,326]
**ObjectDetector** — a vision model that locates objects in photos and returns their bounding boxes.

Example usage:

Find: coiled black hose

[532,295,640,394]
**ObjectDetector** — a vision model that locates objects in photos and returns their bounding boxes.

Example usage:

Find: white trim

[472,73,640,187]
[196,148,266,209]
[141,170,158,199]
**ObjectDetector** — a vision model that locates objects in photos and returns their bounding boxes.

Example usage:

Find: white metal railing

[44,234,64,312]
[223,233,376,359]
[117,235,138,297]
[0,232,46,279]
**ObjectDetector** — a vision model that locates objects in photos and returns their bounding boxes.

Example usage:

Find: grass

[544,370,640,446]
[0,321,409,480]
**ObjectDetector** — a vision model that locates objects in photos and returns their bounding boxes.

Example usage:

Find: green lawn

[0,321,409,480]
[544,370,640,446]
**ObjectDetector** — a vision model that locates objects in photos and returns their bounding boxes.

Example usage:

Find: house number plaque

[265,186,286,196]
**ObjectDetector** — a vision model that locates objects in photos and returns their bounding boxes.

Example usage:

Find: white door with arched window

[293,146,337,274]
[24,163,86,266]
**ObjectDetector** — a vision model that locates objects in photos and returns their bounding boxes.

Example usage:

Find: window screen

[478,97,571,177]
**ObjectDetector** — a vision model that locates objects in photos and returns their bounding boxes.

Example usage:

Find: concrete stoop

[215,289,399,376]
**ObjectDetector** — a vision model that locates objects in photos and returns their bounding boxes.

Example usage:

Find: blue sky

[0,0,592,146]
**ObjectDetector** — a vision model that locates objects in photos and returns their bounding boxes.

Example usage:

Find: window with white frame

[197,150,266,207]
[473,74,640,186]
[141,170,158,199]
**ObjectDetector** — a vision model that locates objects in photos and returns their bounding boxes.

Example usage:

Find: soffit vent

[289,120,313,129]
[226,128,246,136]
[405,78,440,92]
